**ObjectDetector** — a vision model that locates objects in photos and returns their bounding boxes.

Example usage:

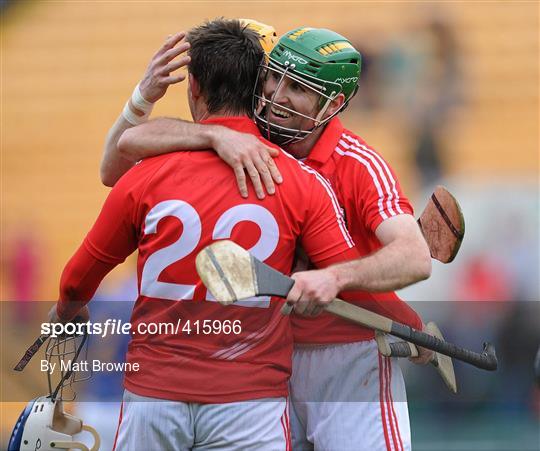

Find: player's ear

[325,93,345,118]
[189,73,201,99]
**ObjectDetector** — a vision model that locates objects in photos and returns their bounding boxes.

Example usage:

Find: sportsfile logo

[283,50,308,65]
[335,76,358,84]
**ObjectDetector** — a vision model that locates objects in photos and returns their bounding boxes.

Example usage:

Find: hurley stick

[196,240,497,371]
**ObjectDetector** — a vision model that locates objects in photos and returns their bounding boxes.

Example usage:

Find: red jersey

[57,116,358,403]
[292,118,422,344]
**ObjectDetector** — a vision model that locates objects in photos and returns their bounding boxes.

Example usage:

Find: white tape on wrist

[132,83,154,112]
[121,83,154,126]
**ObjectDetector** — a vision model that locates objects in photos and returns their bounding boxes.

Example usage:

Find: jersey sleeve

[82,176,140,265]
[56,245,117,320]
[354,151,414,232]
[56,163,152,320]
[300,170,359,267]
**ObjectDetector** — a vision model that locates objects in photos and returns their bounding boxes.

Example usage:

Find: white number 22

[140,200,279,307]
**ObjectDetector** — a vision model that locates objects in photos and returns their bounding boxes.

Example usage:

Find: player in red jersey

[52,20,362,450]
[101,27,432,451]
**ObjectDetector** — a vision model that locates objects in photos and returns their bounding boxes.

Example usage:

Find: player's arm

[290,148,431,300]
[54,169,140,321]
[100,32,190,187]
[326,214,431,292]
[288,173,432,362]
[289,211,433,364]
[289,214,431,307]
[118,118,282,199]
[53,245,118,321]
[101,35,282,198]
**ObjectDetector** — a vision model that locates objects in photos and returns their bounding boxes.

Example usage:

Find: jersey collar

[305,117,344,166]
[200,116,261,136]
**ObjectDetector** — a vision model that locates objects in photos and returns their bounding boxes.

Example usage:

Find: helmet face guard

[253,27,361,147]
[9,326,100,450]
[45,328,91,402]
[253,57,344,146]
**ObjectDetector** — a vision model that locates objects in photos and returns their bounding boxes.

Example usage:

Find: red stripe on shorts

[378,353,393,451]
[387,357,405,451]
[385,357,402,451]
[285,399,292,450]
[112,401,124,451]
[280,409,289,451]
[384,357,400,450]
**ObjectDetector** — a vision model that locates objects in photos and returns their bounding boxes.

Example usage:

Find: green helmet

[274,27,361,103]
[254,27,362,145]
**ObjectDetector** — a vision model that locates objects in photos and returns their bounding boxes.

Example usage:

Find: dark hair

[187,18,264,116]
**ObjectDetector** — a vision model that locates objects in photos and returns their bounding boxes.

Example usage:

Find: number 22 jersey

[57,116,359,403]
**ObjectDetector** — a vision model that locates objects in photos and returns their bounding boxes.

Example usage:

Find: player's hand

[48,305,90,324]
[139,32,191,103]
[409,324,435,365]
[211,127,283,199]
[285,268,339,316]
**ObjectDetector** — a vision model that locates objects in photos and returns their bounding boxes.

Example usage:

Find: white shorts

[114,390,290,451]
[290,340,410,451]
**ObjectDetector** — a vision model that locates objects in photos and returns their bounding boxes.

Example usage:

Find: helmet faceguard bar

[261,66,332,122]
[9,323,100,450]
[254,64,312,146]
[268,60,324,91]
[46,328,91,402]
[253,57,345,146]
[266,56,344,107]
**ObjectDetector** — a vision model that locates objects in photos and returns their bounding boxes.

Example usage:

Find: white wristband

[121,83,155,126]
[131,83,154,112]
[122,101,147,125]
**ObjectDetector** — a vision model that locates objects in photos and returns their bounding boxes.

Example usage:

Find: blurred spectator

[411,18,461,188]
[492,211,540,303]
[454,254,514,303]
[352,13,463,189]
[348,44,380,112]
[4,229,42,323]
[494,301,540,420]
